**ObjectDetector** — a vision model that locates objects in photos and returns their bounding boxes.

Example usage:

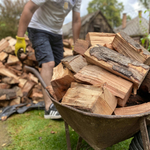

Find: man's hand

[15,36,26,57]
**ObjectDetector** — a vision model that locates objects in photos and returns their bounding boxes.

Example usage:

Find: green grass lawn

[1,110,132,150]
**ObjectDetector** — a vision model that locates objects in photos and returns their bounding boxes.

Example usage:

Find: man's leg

[40,61,55,111]
[27,28,61,119]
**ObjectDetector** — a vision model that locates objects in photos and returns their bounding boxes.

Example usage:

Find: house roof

[114,16,149,37]
[62,10,113,38]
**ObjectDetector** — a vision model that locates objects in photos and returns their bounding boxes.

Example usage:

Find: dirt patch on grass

[0,121,11,149]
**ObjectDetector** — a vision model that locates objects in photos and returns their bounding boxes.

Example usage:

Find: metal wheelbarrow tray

[24,65,150,150]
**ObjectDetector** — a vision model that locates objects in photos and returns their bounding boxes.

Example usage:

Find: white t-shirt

[28,0,81,34]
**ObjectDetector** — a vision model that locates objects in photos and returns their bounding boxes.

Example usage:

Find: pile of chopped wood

[0,35,74,111]
[1,31,150,117]
[52,31,150,116]
[0,36,43,108]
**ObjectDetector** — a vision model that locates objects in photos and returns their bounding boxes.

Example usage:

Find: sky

[63,0,149,25]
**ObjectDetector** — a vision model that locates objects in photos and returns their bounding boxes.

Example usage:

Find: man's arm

[17,0,39,37]
[72,11,81,43]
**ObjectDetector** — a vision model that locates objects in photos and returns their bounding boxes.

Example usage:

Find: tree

[87,0,124,28]
[0,0,27,40]
[138,0,150,33]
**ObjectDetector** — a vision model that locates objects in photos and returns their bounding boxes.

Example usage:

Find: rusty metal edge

[54,100,150,119]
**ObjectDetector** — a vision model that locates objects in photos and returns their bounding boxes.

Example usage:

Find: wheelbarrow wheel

[129,126,150,150]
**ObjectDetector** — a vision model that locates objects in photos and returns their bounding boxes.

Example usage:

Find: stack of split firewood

[0,36,74,110]
[1,31,150,117]
[0,36,43,108]
[53,31,150,116]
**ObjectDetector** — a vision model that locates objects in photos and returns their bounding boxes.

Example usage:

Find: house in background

[63,10,114,40]
[114,11,149,43]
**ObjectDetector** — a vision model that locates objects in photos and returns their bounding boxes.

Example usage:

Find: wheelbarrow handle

[23,65,55,102]
[24,65,47,88]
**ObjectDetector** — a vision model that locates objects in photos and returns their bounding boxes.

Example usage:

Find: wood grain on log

[0,83,10,89]
[74,39,89,56]
[74,65,133,106]
[51,63,75,101]
[0,52,8,62]
[112,31,150,63]
[84,45,149,88]
[114,102,150,115]
[0,89,17,100]
[0,39,9,52]
[22,81,35,97]
[63,47,73,57]
[86,32,115,47]
[62,82,117,115]
[61,55,88,73]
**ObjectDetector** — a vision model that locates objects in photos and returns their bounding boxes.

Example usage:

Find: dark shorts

[27,27,64,67]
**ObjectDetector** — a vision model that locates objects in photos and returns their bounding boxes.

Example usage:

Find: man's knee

[42,61,55,69]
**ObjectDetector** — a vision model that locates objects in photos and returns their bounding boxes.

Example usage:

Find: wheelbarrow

[24,65,150,150]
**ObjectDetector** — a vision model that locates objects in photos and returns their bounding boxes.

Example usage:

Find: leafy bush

[0,0,27,40]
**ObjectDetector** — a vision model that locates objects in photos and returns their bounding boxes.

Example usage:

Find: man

[15,0,81,119]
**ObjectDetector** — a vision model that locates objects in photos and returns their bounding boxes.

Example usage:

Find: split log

[61,55,88,73]
[63,47,73,57]
[0,52,8,62]
[27,51,36,61]
[30,87,43,101]
[23,59,38,67]
[0,83,10,89]
[74,65,133,106]
[28,73,38,83]
[19,53,27,60]
[8,38,16,46]
[18,78,28,88]
[0,62,4,67]
[85,32,116,47]
[74,39,89,55]
[104,43,114,50]
[62,82,117,115]
[5,36,12,41]
[84,45,149,89]
[22,81,35,97]
[9,97,20,106]
[51,63,75,101]
[6,66,22,76]
[2,77,19,84]
[9,62,22,71]
[112,31,150,63]
[4,46,14,54]
[0,39,9,52]
[0,89,17,100]
[114,102,150,115]
[0,67,19,80]
[6,54,19,65]
[13,86,23,97]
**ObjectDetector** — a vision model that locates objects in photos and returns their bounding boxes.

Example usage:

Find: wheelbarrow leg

[64,121,71,150]
[76,136,83,150]
[140,117,150,150]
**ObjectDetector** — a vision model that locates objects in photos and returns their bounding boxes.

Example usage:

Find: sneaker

[44,103,62,119]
